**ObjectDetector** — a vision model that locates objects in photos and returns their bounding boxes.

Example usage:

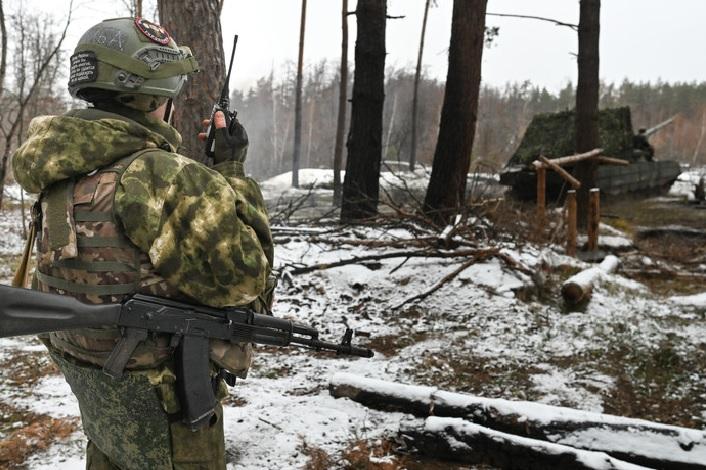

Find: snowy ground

[1,175,705,469]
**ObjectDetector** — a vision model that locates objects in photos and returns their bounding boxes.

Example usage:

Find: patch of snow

[670,292,706,308]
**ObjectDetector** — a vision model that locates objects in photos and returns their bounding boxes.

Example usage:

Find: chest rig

[36,150,182,369]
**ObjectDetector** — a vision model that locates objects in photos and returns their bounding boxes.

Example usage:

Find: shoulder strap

[100,148,163,176]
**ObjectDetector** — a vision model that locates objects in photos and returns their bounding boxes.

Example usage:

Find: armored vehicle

[499,107,681,200]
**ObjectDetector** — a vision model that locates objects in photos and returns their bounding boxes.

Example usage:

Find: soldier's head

[68,18,199,113]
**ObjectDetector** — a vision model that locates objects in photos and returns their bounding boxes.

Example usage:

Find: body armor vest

[36,150,253,375]
[36,150,181,369]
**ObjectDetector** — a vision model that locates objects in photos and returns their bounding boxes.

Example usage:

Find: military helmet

[69,18,199,101]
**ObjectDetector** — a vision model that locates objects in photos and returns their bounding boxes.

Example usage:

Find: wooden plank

[531,148,603,168]
[538,156,581,189]
[596,155,630,166]
[536,166,546,225]
[587,188,600,251]
[566,190,577,257]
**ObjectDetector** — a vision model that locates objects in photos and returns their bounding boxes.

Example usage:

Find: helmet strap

[163,98,174,125]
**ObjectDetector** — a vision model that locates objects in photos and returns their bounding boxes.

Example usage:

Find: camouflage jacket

[13,104,274,308]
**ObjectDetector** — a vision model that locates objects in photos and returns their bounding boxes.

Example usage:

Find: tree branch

[486,12,578,31]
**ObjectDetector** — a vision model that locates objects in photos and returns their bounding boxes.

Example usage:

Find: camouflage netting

[508,107,635,166]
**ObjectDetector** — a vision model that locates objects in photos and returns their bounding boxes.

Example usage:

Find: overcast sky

[14,0,706,93]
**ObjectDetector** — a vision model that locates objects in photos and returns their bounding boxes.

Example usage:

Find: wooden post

[536,166,546,225]
[587,188,600,251]
[566,190,577,256]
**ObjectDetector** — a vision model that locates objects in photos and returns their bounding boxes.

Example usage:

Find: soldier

[633,128,655,162]
[12,18,274,469]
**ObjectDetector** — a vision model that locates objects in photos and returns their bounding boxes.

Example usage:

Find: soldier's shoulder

[122,149,205,186]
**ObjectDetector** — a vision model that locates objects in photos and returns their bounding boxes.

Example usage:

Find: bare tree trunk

[158,0,225,166]
[423,0,487,224]
[305,98,315,168]
[385,90,397,160]
[333,0,349,205]
[292,0,307,187]
[272,74,278,166]
[692,109,706,166]
[136,0,143,17]
[409,0,431,171]
[574,0,600,227]
[0,0,7,100]
[340,0,386,221]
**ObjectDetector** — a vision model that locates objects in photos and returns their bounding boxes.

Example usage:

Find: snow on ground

[1,185,705,468]
[669,167,706,199]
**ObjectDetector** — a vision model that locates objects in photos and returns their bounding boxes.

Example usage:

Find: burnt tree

[292,0,307,187]
[574,0,600,225]
[158,0,225,165]
[332,0,349,204]
[341,0,386,221]
[423,0,487,223]
[409,0,431,171]
[0,0,7,100]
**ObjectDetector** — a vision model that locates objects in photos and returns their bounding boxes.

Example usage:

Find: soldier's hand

[198,111,248,165]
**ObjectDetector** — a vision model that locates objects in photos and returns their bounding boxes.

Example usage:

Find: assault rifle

[0,285,373,430]
[204,34,239,160]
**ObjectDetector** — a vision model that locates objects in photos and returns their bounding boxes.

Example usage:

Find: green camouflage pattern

[118,151,271,307]
[14,104,272,467]
[508,106,635,166]
[13,106,273,308]
[50,348,226,470]
[12,112,175,194]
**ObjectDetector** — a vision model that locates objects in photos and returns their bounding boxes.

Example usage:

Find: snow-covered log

[400,417,650,470]
[561,255,619,306]
[329,373,706,470]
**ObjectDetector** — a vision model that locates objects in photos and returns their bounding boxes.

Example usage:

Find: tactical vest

[36,150,253,375]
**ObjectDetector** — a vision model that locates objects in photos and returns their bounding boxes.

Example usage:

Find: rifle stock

[0,285,120,337]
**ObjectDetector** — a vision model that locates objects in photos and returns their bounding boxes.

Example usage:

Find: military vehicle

[499,107,681,200]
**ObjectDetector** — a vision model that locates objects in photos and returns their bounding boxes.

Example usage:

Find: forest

[0,1,705,469]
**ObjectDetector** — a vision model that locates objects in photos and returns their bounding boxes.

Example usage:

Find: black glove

[214,116,249,165]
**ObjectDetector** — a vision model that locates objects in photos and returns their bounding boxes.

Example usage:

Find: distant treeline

[4,60,706,183]
[233,61,706,180]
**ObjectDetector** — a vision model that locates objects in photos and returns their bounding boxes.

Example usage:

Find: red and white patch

[134,18,171,45]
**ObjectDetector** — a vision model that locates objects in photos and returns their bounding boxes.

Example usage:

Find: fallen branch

[561,255,619,306]
[401,417,650,470]
[307,236,476,250]
[486,12,578,30]
[286,248,495,275]
[329,374,706,470]
[391,256,482,310]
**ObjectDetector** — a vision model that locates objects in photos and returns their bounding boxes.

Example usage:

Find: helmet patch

[135,18,170,45]
[69,52,98,87]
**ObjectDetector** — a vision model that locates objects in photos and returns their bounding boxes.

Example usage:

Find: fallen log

[400,417,650,470]
[635,225,706,241]
[329,373,706,470]
[561,255,619,306]
[286,248,498,275]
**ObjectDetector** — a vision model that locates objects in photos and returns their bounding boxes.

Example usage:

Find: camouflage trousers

[48,349,226,470]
